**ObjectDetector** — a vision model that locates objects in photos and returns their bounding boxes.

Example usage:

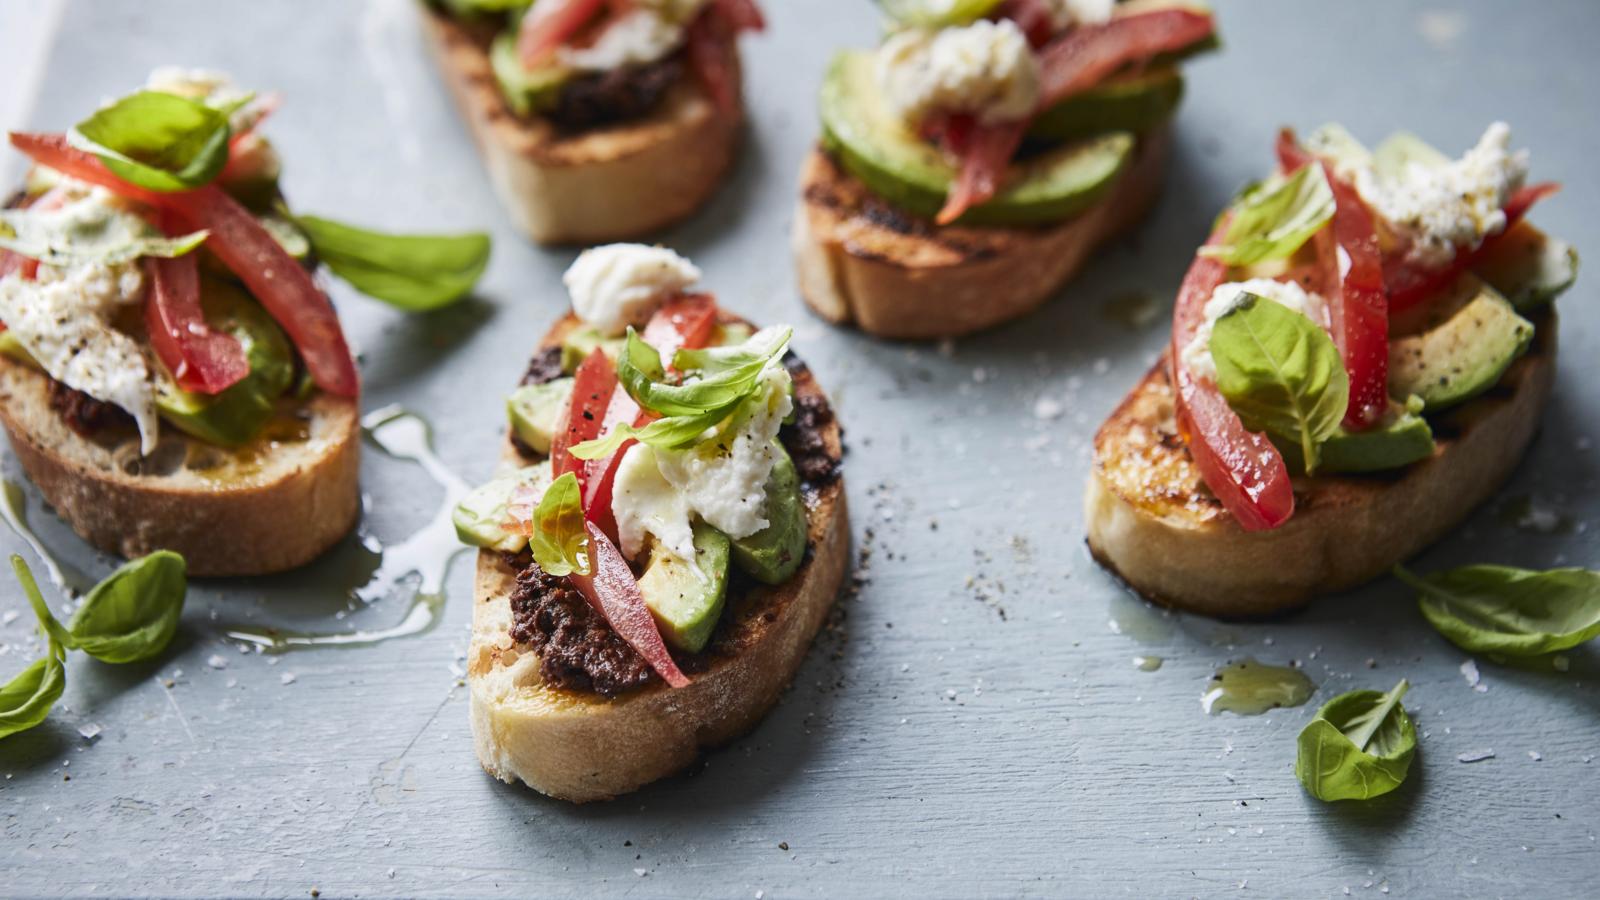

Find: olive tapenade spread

[547,58,684,132]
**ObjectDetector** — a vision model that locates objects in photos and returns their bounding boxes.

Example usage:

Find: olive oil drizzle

[1200,658,1315,716]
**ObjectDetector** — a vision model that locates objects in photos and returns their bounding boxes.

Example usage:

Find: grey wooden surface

[2,1,1598,896]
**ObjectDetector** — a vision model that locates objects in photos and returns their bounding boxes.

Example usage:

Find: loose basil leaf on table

[1200,164,1335,265]
[1210,294,1349,473]
[69,90,233,192]
[11,554,74,650]
[529,472,591,578]
[67,551,188,664]
[289,214,491,311]
[1296,680,1417,802]
[1397,564,1600,656]
[0,651,66,740]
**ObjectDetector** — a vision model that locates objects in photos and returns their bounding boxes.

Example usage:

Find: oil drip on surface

[224,405,472,652]
[1200,658,1315,716]
[0,479,92,596]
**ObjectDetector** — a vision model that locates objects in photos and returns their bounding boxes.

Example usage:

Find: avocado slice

[1473,220,1579,312]
[1273,406,1436,474]
[819,50,1134,226]
[1030,68,1185,143]
[1373,131,1450,179]
[637,522,731,654]
[1388,273,1534,411]
[559,325,624,373]
[490,28,573,118]
[507,377,573,455]
[454,462,552,553]
[1303,123,1372,170]
[154,277,297,447]
[729,442,807,585]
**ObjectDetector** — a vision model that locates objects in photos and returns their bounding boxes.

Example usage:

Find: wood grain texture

[2,0,1599,897]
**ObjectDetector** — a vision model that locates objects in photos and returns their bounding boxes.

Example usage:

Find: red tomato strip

[1170,224,1295,531]
[1384,182,1560,314]
[517,0,607,67]
[0,250,37,281]
[551,348,619,481]
[569,522,690,688]
[712,0,765,32]
[999,0,1057,48]
[7,132,360,397]
[686,6,738,114]
[145,252,250,394]
[936,8,1215,224]
[580,294,720,545]
[1276,131,1389,429]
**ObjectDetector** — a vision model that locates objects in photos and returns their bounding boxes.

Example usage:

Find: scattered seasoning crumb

[77,723,102,741]
[1032,396,1064,420]
[633,868,647,877]
[281,673,297,686]
[310,890,320,898]
[1459,659,1482,689]
[1458,749,1496,763]
[1,610,17,626]
[778,842,789,851]
[226,678,239,689]
[1552,655,1570,673]
[386,868,396,879]
[1528,751,1543,761]
[206,654,228,670]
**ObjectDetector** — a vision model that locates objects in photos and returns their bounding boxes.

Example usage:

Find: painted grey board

[1,1,1597,897]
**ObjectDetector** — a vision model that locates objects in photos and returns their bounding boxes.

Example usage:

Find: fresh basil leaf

[1296,680,1417,802]
[1210,294,1349,473]
[618,325,791,417]
[69,90,232,192]
[0,208,207,267]
[1397,564,1600,656]
[1200,165,1335,265]
[11,555,73,650]
[289,214,491,311]
[567,401,741,461]
[65,551,187,664]
[0,653,66,741]
[529,472,590,578]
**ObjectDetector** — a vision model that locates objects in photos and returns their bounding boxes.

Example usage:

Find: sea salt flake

[1032,396,1064,420]
[1,611,17,626]
[77,724,102,741]
[280,673,297,685]
[1459,659,1481,688]
[206,654,228,670]
[1528,751,1542,761]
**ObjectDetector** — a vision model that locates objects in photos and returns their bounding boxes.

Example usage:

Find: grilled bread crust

[0,357,360,577]
[420,6,743,245]
[469,313,848,803]
[792,128,1169,340]
[1084,309,1556,617]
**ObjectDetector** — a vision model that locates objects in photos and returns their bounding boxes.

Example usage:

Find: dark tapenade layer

[47,380,134,439]
[546,58,684,133]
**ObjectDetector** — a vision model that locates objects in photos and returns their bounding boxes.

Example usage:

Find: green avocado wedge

[1272,407,1437,475]
[1388,273,1534,412]
[638,523,731,654]
[490,28,573,118]
[730,442,807,585]
[508,377,574,455]
[153,277,297,447]
[1029,68,1185,143]
[819,51,1133,227]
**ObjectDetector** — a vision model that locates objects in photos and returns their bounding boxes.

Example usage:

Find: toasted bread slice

[420,7,743,245]
[1084,309,1556,617]
[469,314,848,802]
[0,357,360,577]
[792,128,1168,340]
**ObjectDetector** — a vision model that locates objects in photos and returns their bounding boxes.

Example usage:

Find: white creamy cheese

[1039,0,1115,30]
[0,255,159,454]
[557,8,687,72]
[610,443,699,564]
[876,19,1041,126]
[564,243,702,337]
[1179,278,1327,382]
[610,359,793,563]
[1350,122,1529,270]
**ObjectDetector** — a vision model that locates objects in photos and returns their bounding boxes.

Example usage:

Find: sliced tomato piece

[569,521,690,688]
[8,133,360,397]
[1277,131,1389,429]
[713,0,765,32]
[517,0,608,67]
[935,8,1215,224]
[1384,182,1560,314]
[0,250,37,281]
[999,0,1056,47]
[581,294,720,545]
[551,348,620,480]
[1170,224,1295,531]
[686,6,738,115]
[145,252,250,394]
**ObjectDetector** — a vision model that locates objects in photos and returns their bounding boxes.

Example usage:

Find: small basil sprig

[69,90,234,192]
[570,326,791,461]
[1201,165,1335,265]
[1210,294,1349,473]
[0,552,188,741]
[529,472,591,577]
[1296,679,1417,802]
[289,213,491,311]
[1397,564,1600,656]
[0,208,207,267]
